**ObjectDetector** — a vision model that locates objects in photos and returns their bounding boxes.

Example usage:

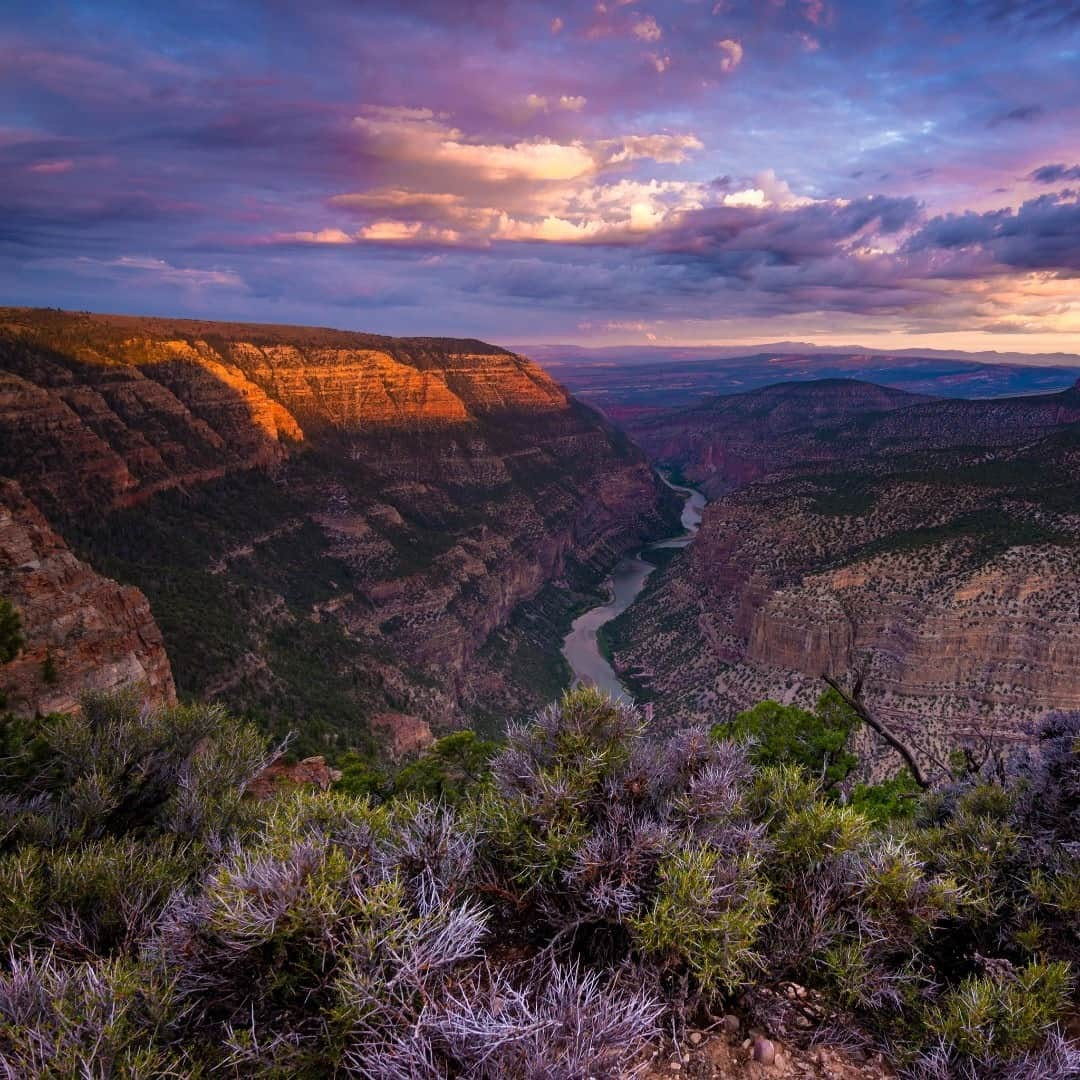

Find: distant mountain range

[527,344,1080,411]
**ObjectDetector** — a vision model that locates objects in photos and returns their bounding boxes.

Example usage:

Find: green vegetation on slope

[1,685,1075,1076]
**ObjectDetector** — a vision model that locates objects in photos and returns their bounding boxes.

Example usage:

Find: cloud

[715,38,744,72]
[1029,163,1080,184]
[632,15,663,42]
[987,103,1044,127]
[521,93,587,113]
[43,255,244,289]
[27,159,74,174]
[908,192,1080,272]
[329,190,465,214]
[277,229,354,244]
[352,106,698,185]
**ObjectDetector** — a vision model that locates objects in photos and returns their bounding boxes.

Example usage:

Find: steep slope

[0,308,676,747]
[626,377,1080,497]
[0,479,176,715]
[607,389,1080,775]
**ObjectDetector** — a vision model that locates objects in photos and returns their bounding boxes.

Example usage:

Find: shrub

[713,689,859,788]
[0,689,271,848]
[1,687,1075,1076]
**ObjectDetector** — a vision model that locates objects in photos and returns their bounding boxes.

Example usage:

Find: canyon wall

[0,478,176,715]
[0,308,674,747]
[607,386,1080,775]
[624,377,1080,497]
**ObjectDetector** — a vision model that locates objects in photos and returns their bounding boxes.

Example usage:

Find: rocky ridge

[0,478,175,715]
[624,377,1080,497]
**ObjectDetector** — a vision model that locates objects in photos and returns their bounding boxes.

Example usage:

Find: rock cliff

[607,387,1080,774]
[0,308,675,748]
[0,478,176,715]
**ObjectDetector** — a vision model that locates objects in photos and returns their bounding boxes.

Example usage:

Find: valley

[3,306,1080,782]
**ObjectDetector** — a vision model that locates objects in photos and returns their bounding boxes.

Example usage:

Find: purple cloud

[1,0,1079,348]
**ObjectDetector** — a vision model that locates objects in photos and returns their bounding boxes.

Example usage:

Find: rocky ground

[638,992,894,1080]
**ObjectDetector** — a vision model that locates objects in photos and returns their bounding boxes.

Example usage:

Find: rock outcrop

[246,754,342,800]
[369,712,435,761]
[0,478,176,715]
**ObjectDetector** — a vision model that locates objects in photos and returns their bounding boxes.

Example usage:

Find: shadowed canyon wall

[0,309,676,752]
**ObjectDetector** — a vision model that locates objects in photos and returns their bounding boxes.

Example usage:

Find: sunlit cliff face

[1,0,1078,350]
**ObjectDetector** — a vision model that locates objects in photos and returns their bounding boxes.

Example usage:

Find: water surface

[561,473,704,698]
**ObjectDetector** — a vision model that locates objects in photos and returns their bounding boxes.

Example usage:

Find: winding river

[561,474,706,698]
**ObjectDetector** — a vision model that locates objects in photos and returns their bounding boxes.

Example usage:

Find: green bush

[0,688,1076,1076]
[714,688,859,787]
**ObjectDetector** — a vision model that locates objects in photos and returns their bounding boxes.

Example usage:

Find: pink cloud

[27,159,74,174]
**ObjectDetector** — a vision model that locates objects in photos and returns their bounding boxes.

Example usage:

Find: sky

[2,1,1079,351]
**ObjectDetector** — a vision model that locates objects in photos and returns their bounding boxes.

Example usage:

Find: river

[560,474,706,698]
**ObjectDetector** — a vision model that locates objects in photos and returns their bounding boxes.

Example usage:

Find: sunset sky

[2,1,1079,351]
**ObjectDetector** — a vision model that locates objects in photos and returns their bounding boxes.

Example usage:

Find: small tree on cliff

[713,688,859,788]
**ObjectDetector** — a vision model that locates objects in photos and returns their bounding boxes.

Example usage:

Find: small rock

[753,1037,776,1066]
[682,1053,691,1064]
[722,1014,741,1036]
[689,1031,703,1046]
[795,1014,811,1029]
[669,1064,681,1073]
[742,1038,752,1050]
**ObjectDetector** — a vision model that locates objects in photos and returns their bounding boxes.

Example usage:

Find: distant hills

[529,344,1080,411]
[625,375,1080,497]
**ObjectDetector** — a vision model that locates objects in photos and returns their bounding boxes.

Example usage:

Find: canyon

[0,308,676,754]
[3,306,1079,779]
[604,379,1080,776]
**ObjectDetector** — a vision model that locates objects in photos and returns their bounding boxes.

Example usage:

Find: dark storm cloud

[908,193,1080,272]
[1030,164,1080,184]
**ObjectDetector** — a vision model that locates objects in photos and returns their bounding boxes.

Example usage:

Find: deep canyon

[2,308,1079,778]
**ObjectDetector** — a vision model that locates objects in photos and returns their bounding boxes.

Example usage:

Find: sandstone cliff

[0,308,675,751]
[0,478,176,716]
[608,397,1080,775]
